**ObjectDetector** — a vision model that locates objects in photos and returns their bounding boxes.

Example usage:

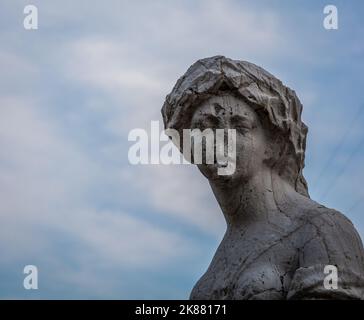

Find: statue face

[190,94,269,184]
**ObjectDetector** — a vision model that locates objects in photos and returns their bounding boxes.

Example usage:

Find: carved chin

[197,164,243,184]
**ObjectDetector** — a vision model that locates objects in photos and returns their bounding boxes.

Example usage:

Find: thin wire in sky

[319,134,364,201]
[313,104,364,191]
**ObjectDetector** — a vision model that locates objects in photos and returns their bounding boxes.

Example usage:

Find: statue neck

[209,167,297,229]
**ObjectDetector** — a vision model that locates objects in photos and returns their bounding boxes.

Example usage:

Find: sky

[0,0,363,299]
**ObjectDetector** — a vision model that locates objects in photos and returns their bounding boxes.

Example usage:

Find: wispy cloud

[1,0,364,299]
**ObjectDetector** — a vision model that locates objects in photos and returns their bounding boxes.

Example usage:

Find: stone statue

[161,56,364,299]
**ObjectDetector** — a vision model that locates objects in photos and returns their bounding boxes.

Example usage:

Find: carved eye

[230,115,253,134]
[191,119,207,131]
[192,115,219,131]
[235,126,249,135]
[204,114,220,129]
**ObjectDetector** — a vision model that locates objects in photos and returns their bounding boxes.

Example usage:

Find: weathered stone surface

[161,56,364,300]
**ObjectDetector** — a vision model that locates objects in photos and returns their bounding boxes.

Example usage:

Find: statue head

[161,56,309,197]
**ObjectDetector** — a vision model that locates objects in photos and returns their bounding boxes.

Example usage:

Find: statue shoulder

[304,204,361,245]
[287,203,364,299]
[297,202,364,273]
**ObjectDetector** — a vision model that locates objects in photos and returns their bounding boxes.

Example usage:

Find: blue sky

[0,0,363,299]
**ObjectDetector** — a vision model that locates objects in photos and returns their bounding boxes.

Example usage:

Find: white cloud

[57,38,169,137]
[62,208,192,267]
[51,0,291,136]
[47,0,290,239]
[0,51,39,90]
[123,164,225,236]
[2,0,364,298]
[0,95,192,269]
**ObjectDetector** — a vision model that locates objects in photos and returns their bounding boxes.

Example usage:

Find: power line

[319,134,364,201]
[347,196,364,213]
[313,103,364,190]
